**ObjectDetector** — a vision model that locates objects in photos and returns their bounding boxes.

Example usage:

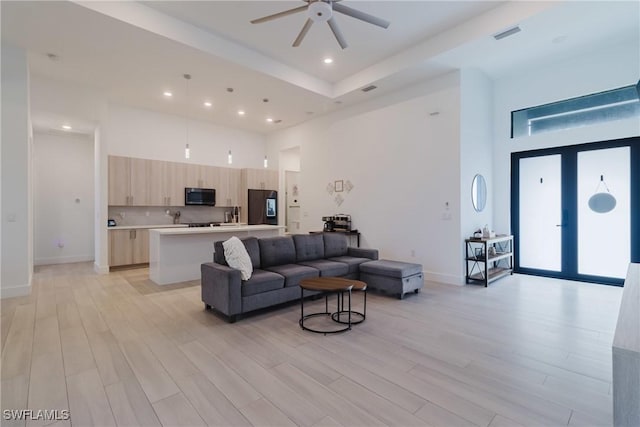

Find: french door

[511,137,639,286]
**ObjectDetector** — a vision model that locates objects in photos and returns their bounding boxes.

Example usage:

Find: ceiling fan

[250,0,390,50]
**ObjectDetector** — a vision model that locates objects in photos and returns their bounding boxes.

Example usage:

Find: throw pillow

[223,236,253,281]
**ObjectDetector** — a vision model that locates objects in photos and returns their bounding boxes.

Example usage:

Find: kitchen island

[149,225,284,285]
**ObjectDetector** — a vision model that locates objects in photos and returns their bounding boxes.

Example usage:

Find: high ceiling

[1,1,638,135]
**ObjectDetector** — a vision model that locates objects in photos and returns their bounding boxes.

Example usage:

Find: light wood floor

[1,263,622,427]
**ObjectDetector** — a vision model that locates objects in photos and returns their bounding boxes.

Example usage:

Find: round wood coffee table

[299,277,367,334]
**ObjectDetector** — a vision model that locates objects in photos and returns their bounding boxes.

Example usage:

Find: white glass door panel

[577,147,630,278]
[519,155,562,271]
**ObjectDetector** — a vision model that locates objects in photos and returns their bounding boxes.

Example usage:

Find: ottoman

[359,260,424,299]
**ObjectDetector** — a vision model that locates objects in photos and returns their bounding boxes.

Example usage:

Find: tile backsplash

[107,206,239,227]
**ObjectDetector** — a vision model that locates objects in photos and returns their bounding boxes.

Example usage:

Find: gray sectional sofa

[201,233,378,322]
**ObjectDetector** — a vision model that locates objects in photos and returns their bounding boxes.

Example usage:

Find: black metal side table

[299,277,359,334]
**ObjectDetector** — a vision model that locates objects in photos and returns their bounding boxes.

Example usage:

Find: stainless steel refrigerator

[248,189,278,225]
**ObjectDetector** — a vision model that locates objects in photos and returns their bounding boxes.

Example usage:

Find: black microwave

[185,188,216,206]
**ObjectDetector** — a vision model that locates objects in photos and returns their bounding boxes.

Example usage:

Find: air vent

[361,85,377,93]
[493,26,521,40]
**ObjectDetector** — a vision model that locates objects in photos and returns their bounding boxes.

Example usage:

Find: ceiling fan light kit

[251,0,390,50]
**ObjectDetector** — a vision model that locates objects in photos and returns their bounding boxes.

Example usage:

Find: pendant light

[184,73,191,159]
[588,174,616,213]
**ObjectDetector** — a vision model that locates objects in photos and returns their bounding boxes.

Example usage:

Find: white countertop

[150,224,284,235]
[108,224,189,230]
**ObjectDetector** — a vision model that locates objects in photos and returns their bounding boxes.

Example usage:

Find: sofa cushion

[265,264,319,287]
[359,259,423,278]
[298,259,349,277]
[323,232,348,258]
[328,256,371,275]
[293,234,325,262]
[241,269,284,297]
[259,236,296,268]
[223,236,253,280]
[215,237,261,269]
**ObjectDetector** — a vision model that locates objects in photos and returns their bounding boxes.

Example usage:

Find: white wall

[460,68,494,279]
[33,131,94,265]
[105,104,266,168]
[492,41,640,234]
[268,73,464,284]
[460,69,494,236]
[1,44,32,297]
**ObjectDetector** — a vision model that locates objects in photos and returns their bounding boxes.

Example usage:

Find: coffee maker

[322,216,335,231]
[322,214,351,232]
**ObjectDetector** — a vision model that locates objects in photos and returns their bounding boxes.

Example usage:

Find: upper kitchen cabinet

[163,161,186,206]
[148,160,186,206]
[109,156,151,206]
[108,156,130,205]
[242,168,278,191]
[216,167,241,207]
[185,164,217,189]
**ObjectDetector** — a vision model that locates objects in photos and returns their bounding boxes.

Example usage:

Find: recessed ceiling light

[204,101,212,107]
[323,58,333,64]
[238,110,245,116]
[61,125,72,130]
[266,118,274,123]
[163,91,173,97]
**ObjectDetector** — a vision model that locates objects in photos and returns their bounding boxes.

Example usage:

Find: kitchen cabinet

[108,156,131,206]
[465,235,513,286]
[109,229,149,267]
[108,156,150,206]
[185,164,217,189]
[148,160,186,206]
[108,155,254,208]
[164,161,186,206]
[216,167,241,206]
[242,168,278,190]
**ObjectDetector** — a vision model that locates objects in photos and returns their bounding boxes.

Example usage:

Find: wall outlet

[145,211,150,217]
[441,212,452,220]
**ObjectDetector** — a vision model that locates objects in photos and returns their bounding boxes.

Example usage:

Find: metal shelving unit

[465,235,514,286]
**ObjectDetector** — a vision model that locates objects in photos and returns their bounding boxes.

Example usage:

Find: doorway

[511,137,639,285]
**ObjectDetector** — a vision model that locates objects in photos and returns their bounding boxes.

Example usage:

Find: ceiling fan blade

[327,17,348,49]
[332,3,390,29]
[251,5,307,24]
[293,19,314,47]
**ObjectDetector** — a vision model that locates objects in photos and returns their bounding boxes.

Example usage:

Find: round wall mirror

[472,174,487,212]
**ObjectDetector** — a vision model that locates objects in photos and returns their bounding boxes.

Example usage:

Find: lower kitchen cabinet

[109,229,149,267]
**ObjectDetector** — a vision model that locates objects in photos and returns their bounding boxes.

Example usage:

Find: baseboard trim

[35,255,94,266]
[93,263,109,275]
[1,283,32,299]
[423,271,465,286]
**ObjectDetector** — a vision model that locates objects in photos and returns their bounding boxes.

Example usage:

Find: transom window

[511,84,640,138]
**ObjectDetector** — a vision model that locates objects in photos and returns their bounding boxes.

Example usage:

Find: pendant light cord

[594,174,611,194]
